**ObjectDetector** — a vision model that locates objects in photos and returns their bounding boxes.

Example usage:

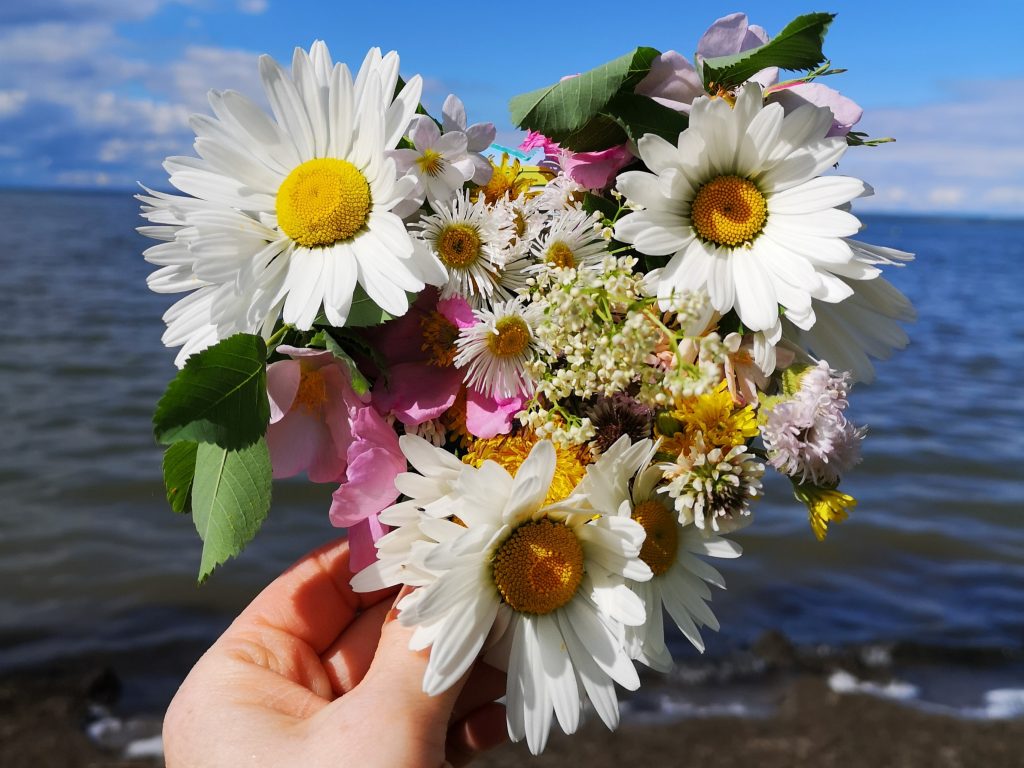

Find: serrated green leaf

[701,13,835,91]
[322,334,370,396]
[162,441,198,514]
[192,439,272,582]
[510,47,661,152]
[153,334,270,450]
[604,92,689,145]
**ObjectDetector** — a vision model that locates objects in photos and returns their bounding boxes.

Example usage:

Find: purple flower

[761,362,865,486]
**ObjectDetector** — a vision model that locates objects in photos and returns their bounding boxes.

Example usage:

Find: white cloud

[840,79,1024,217]
[0,89,27,117]
[236,0,268,14]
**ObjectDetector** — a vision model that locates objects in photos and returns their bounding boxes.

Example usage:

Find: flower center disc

[416,148,445,177]
[276,158,371,248]
[437,224,482,269]
[487,316,530,357]
[545,240,576,269]
[420,311,459,367]
[632,499,679,576]
[690,175,767,247]
[492,519,584,614]
[295,367,329,414]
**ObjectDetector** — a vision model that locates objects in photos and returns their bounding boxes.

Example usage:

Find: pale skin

[163,538,508,768]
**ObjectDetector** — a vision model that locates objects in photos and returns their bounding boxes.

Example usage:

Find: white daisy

[530,207,608,272]
[575,437,742,668]
[613,82,870,345]
[785,271,915,383]
[413,191,514,307]
[454,298,541,398]
[140,42,447,364]
[353,436,652,755]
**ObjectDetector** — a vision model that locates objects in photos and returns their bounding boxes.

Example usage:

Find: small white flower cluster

[526,257,662,401]
[761,360,866,486]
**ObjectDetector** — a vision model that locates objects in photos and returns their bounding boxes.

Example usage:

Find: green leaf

[701,12,835,91]
[322,333,370,396]
[153,334,270,450]
[510,47,661,152]
[191,439,272,582]
[581,192,618,220]
[604,92,689,145]
[345,285,397,328]
[162,441,198,514]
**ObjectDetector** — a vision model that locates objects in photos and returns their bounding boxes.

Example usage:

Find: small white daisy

[454,298,541,398]
[140,42,446,365]
[353,436,652,754]
[530,208,608,272]
[614,82,871,345]
[413,191,514,307]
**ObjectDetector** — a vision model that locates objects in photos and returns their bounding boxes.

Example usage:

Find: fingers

[452,661,506,722]
[319,599,391,695]
[355,593,470,744]
[446,702,509,768]
[228,537,397,656]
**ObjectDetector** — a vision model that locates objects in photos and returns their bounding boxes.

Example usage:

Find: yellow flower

[473,154,553,205]
[658,380,758,455]
[462,430,591,505]
[793,483,857,541]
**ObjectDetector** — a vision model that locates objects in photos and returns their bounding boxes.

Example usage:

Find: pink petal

[373,362,461,425]
[266,409,330,479]
[328,445,404,525]
[466,389,525,439]
[346,516,389,573]
[698,12,751,58]
[561,143,635,190]
[769,82,863,136]
[438,296,477,329]
[635,51,703,113]
[266,359,300,424]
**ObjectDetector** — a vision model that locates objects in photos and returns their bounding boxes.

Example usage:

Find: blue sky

[1,0,1022,216]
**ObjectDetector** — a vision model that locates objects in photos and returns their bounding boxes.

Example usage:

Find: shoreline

[2,633,1022,767]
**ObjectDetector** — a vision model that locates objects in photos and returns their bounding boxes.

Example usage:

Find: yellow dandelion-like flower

[463,430,591,505]
[658,380,758,454]
[473,154,553,205]
[793,483,857,541]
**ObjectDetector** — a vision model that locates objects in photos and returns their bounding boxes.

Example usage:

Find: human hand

[162,538,507,767]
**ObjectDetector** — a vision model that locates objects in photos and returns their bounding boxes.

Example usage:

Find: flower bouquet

[142,11,914,754]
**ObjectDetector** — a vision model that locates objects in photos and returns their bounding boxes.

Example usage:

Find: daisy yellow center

[276,158,371,247]
[492,519,584,614]
[487,316,530,358]
[420,310,460,367]
[295,368,329,414]
[416,148,445,177]
[437,224,482,269]
[631,499,678,576]
[545,240,576,269]
[691,175,767,247]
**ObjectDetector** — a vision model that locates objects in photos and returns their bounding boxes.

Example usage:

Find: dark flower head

[585,393,653,454]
